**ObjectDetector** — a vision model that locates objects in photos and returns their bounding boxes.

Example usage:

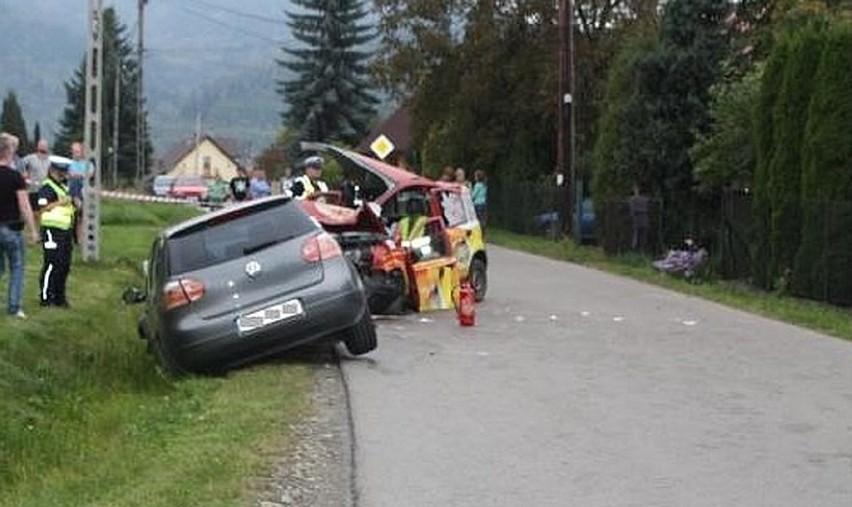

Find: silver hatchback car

[132,195,377,374]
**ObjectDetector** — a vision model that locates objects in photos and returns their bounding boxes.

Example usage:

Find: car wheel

[342,308,378,356]
[136,313,149,341]
[469,257,487,302]
[137,315,155,354]
[152,334,189,377]
[365,270,408,315]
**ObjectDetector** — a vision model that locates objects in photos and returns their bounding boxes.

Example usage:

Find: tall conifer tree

[767,26,826,284]
[629,0,730,243]
[32,123,42,147]
[1,91,30,155]
[277,0,378,146]
[54,8,150,184]
[793,24,852,304]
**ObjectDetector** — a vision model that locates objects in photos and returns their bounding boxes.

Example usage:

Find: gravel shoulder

[252,353,353,507]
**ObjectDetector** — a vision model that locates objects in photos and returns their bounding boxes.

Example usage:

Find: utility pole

[557,0,576,240]
[83,0,103,261]
[112,52,121,189]
[194,111,201,174]
[136,0,147,186]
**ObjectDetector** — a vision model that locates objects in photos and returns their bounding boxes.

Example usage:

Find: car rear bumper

[161,260,368,372]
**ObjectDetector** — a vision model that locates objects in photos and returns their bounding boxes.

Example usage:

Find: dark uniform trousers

[40,226,73,306]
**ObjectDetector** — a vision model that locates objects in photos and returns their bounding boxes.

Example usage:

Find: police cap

[304,155,324,170]
[49,155,72,172]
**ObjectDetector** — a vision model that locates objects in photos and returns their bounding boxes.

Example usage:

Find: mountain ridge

[0,0,294,158]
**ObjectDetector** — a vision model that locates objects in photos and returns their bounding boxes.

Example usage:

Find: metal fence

[489,178,568,239]
[793,200,852,306]
[489,180,852,306]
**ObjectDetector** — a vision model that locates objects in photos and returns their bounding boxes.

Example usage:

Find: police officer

[36,156,76,308]
[394,193,430,244]
[291,156,329,200]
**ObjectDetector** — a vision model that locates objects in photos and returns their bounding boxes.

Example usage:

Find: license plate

[237,299,303,333]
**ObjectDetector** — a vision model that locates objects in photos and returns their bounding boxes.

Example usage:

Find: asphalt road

[340,245,852,507]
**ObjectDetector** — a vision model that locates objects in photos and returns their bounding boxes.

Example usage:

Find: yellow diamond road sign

[370,134,395,160]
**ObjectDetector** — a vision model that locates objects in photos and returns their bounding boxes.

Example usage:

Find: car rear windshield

[167,199,317,274]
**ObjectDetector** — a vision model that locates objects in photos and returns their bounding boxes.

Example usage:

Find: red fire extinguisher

[458,281,476,327]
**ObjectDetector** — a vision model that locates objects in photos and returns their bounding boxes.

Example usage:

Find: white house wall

[167,139,239,180]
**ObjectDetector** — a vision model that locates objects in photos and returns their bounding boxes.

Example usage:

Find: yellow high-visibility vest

[294,175,329,200]
[399,215,428,241]
[39,179,75,230]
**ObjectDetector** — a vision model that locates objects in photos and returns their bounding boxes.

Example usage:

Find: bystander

[628,184,650,253]
[471,170,488,229]
[20,139,51,194]
[230,166,250,202]
[0,133,40,318]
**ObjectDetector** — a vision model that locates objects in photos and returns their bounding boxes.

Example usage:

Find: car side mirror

[122,286,147,305]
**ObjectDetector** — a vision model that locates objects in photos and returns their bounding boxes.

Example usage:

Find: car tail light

[164,277,205,310]
[301,232,342,262]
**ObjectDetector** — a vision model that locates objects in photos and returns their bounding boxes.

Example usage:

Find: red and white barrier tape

[99,190,196,204]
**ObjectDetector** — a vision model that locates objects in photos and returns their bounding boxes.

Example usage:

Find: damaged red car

[297,143,488,315]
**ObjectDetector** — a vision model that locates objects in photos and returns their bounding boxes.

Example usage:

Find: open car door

[431,187,486,286]
[405,216,460,312]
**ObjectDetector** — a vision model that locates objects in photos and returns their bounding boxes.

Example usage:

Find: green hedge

[793,24,852,304]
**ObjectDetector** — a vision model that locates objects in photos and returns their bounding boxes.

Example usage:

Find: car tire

[152,334,189,377]
[342,308,378,356]
[137,315,155,354]
[365,269,408,315]
[469,257,487,302]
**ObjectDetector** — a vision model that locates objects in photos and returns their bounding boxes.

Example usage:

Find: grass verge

[1,202,315,506]
[487,229,852,341]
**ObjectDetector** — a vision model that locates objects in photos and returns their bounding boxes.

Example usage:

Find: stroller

[652,239,708,281]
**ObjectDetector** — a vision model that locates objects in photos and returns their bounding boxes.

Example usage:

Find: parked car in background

[169,175,209,201]
[128,194,377,374]
[152,175,175,197]
[579,197,596,244]
[298,142,487,314]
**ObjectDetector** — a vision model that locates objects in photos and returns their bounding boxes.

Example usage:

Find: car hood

[300,200,387,234]
[300,142,441,205]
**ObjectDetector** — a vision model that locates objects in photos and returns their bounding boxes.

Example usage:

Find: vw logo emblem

[245,260,262,278]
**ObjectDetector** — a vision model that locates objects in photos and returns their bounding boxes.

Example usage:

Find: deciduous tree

[691,67,761,192]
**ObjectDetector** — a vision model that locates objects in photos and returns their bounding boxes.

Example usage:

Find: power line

[163,3,287,45]
[178,0,287,24]
[146,57,279,71]
[146,45,276,54]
